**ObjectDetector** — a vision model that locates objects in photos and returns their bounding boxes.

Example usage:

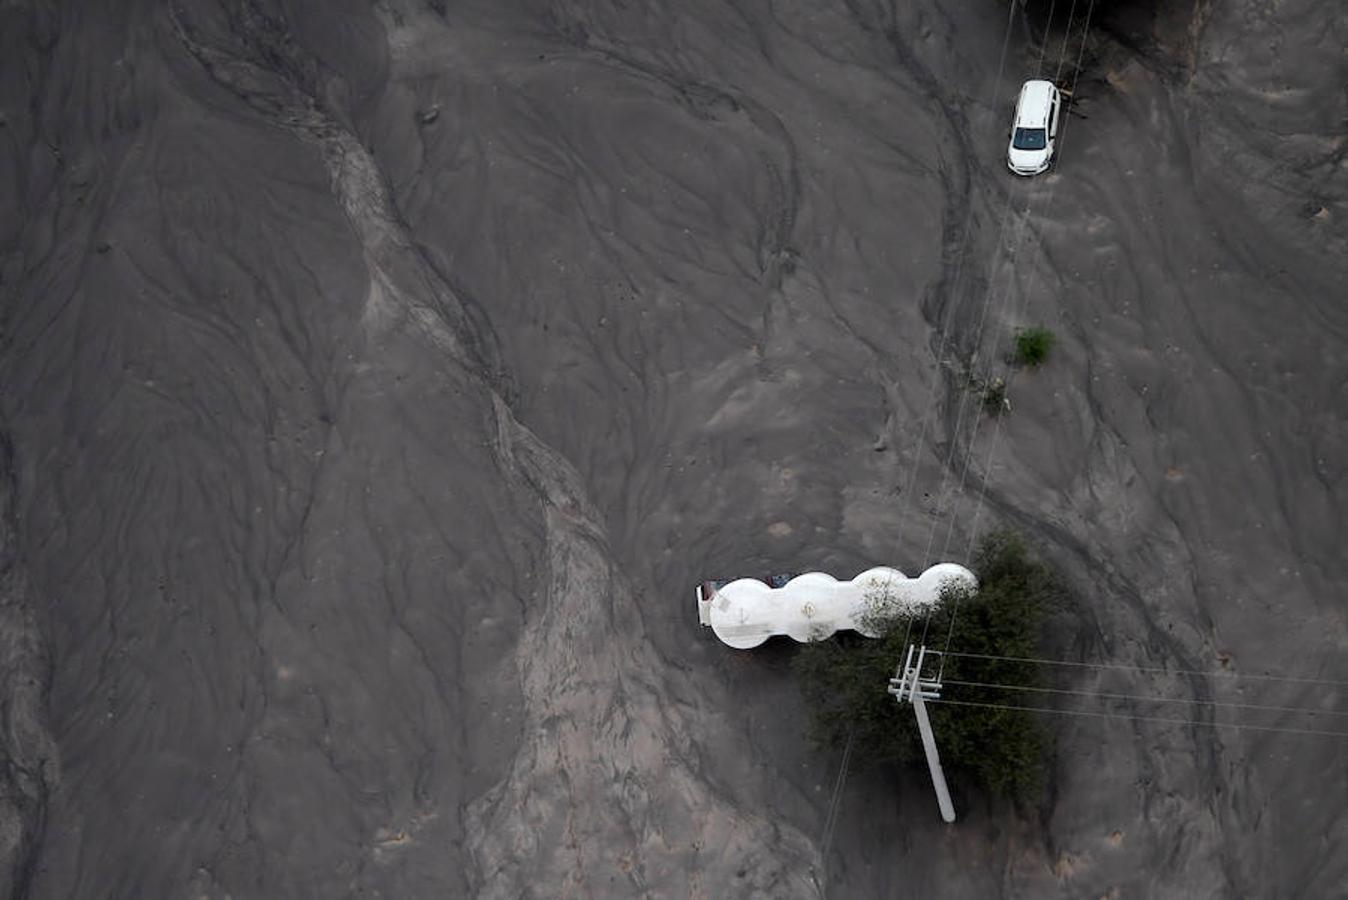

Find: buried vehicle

[695,564,978,650]
[1007,79,1063,175]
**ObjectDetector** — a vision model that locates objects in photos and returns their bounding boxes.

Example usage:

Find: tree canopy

[793,530,1066,802]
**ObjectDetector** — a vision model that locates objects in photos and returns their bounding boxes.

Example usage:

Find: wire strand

[947,0,1091,570]
[916,4,1037,647]
[1035,0,1059,78]
[1053,0,1083,83]
[944,0,1122,683]
[819,725,856,863]
[938,650,1348,688]
[958,0,1090,527]
[929,697,1348,739]
[943,678,1348,718]
[891,0,1020,564]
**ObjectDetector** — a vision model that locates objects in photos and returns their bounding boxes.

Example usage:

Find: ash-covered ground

[1,0,1345,897]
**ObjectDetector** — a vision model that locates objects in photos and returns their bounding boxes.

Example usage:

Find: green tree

[793,530,1065,802]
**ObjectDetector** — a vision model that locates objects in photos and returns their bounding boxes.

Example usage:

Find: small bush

[793,531,1066,803]
[1013,326,1056,368]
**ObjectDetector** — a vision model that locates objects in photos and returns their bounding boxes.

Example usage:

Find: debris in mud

[982,375,1011,415]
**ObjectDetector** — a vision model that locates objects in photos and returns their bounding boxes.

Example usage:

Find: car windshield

[1013,127,1047,150]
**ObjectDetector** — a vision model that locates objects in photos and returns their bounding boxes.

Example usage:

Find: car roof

[1015,80,1056,127]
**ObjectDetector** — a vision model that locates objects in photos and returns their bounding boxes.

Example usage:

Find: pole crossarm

[888,644,945,701]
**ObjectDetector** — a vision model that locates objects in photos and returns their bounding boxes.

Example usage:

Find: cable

[937,649,1348,688]
[929,697,1348,739]
[889,1,1013,563]
[918,196,1035,585]
[891,0,1020,561]
[1035,0,1059,79]
[938,1,1090,559]
[945,0,1090,572]
[943,678,1348,718]
[920,191,1028,578]
[819,725,856,863]
[1052,0,1083,84]
[948,0,1083,563]
[952,1,1095,556]
[900,608,916,654]
[903,0,1022,573]
[939,0,1101,680]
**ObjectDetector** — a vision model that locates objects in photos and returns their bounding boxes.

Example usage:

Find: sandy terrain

[0,0,1344,897]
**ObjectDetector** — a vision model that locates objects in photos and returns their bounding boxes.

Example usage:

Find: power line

[1035,0,1060,79]
[957,0,1098,550]
[943,678,1348,718]
[918,0,1077,625]
[819,725,856,864]
[911,1,1025,647]
[929,697,1348,739]
[937,1,1101,680]
[1052,0,1084,84]
[916,189,1024,584]
[891,0,1020,561]
[938,649,1348,688]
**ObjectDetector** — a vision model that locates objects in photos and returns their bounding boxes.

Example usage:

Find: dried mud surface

[0,0,1344,898]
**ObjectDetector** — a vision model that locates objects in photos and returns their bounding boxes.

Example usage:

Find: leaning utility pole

[888,644,956,823]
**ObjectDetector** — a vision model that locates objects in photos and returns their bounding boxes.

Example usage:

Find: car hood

[1007,144,1050,171]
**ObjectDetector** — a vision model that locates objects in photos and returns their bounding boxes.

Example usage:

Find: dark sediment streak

[0,434,56,900]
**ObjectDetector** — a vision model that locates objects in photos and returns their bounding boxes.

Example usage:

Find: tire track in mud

[173,3,821,895]
[0,433,58,900]
[841,0,981,351]
[965,469,1245,897]
[533,3,980,565]
[0,7,62,895]
[828,0,1013,538]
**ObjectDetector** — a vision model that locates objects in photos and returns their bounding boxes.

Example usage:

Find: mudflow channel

[0,0,1344,898]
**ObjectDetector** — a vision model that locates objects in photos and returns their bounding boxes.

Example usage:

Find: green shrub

[1013,326,1056,368]
[793,530,1065,803]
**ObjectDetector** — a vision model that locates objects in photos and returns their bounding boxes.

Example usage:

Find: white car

[1007,79,1062,176]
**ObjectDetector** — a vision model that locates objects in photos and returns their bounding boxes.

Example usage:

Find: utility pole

[888,644,956,823]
